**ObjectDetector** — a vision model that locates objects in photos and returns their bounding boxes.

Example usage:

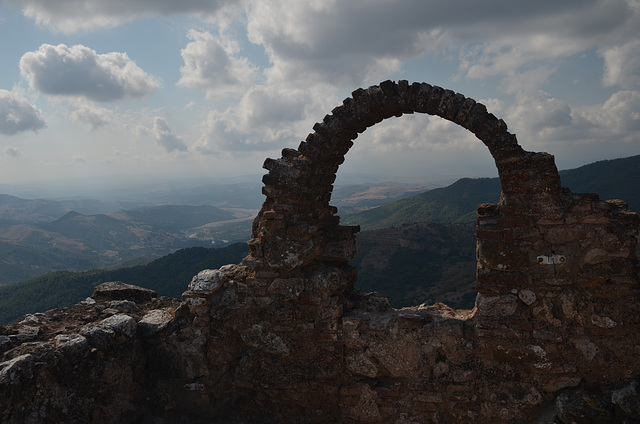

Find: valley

[0,204,245,285]
[0,155,638,322]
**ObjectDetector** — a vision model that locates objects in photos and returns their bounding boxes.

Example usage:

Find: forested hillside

[353,222,477,309]
[559,155,640,213]
[0,204,245,285]
[0,221,478,323]
[0,243,249,323]
[343,155,640,230]
[2,155,638,323]
[341,178,500,230]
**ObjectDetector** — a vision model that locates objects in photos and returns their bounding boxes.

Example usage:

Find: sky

[0,0,639,193]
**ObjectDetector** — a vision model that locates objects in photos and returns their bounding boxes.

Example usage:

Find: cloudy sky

[0,0,638,191]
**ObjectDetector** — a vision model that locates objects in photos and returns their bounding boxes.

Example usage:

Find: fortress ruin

[1,80,639,423]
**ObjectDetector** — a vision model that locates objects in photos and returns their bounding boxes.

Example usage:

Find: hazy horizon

[1,152,634,203]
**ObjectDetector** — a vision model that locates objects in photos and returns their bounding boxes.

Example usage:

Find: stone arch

[247,80,562,280]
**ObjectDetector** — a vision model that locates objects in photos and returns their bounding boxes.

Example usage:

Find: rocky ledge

[0,282,183,424]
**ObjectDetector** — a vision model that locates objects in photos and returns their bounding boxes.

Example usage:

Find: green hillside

[353,222,477,309]
[559,155,640,213]
[343,155,640,230]
[38,211,141,247]
[2,155,638,322]
[341,178,500,230]
[0,204,244,285]
[0,240,98,284]
[1,222,477,322]
[0,194,72,224]
[107,205,236,231]
[0,243,249,324]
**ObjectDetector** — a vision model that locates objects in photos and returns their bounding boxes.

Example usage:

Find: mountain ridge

[0,243,250,323]
[0,155,637,316]
[343,155,640,230]
[0,204,246,285]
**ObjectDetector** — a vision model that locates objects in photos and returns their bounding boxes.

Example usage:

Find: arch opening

[335,113,499,309]
[246,80,564,308]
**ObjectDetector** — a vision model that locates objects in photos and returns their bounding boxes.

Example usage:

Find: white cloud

[480,98,506,116]
[237,85,311,126]
[20,44,159,102]
[6,0,640,183]
[0,89,46,135]
[245,0,435,86]
[589,90,640,135]
[183,0,640,167]
[196,108,293,154]
[499,90,639,163]
[8,0,240,33]
[64,100,115,130]
[3,146,24,158]
[349,112,481,156]
[195,84,330,153]
[244,0,626,87]
[602,39,640,89]
[152,117,188,153]
[458,0,640,91]
[178,30,259,98]
[506,90,573,140]
[461,40,563,92]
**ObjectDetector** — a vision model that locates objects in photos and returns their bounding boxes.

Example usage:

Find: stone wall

[1,80,639,423]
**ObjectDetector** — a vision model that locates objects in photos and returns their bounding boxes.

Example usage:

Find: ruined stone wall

[1,81,638,423]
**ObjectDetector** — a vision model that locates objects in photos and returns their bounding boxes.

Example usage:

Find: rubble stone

[93,281,157,302]
[54,333,88,355]
[138,309,173,337]
[188,268,226,295]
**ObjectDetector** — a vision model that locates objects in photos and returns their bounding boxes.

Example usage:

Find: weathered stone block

[138,309,173,337]
[0,354,33,385]
[93,281,157,303]
[54,333,88,355]
[189,268,227,295]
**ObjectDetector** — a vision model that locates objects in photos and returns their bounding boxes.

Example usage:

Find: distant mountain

[558,155,640,213]
[0,239,99,284]
[105,205,235,231]
[0,194,144,224]
[0,179,265,210]
[342,155,640,230]
[341,178,500,230]
[0,221,480,323]
[0,194,72,224]
[330,185,428,214]
[1,155,637,319]
[140,182,264,209]
[0,243,250,324]
[0,204,247,285]
[1,219,478,323]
